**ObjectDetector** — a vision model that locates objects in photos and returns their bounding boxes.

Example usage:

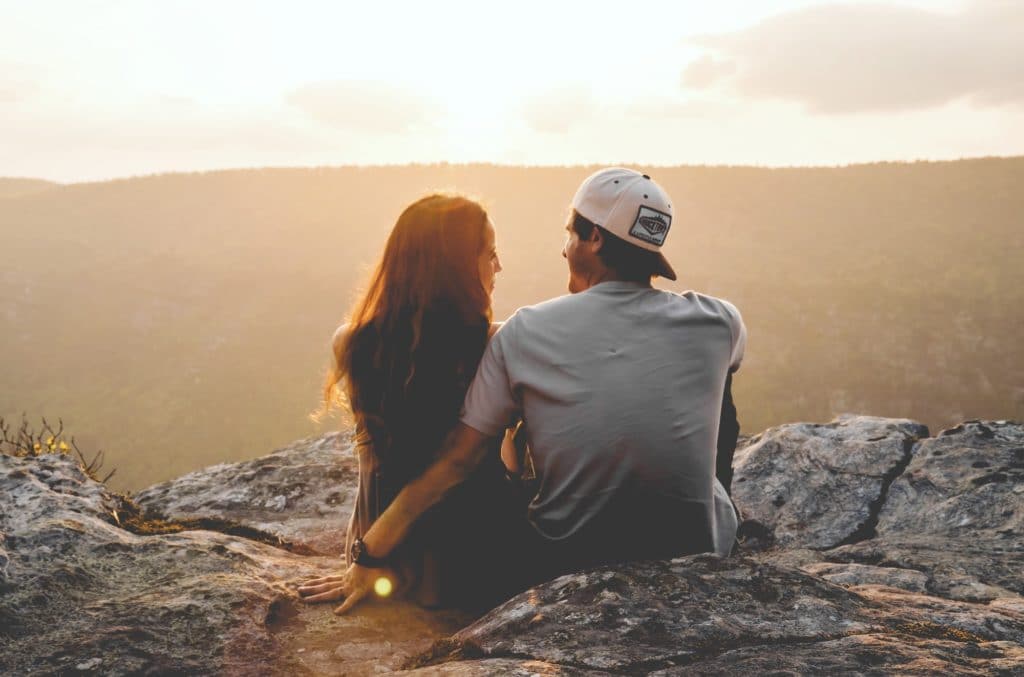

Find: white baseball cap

[571,167,676,281]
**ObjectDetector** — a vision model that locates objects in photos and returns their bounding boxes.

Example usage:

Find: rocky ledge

[1,416,1022,675]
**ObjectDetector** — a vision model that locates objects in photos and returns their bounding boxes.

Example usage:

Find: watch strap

[350,537,389,568]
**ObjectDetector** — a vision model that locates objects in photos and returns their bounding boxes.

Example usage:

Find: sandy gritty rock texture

[0,451,467,676]
[730,415,930,550]
[2,416,1022,675]
[133,431,357,556]
[408,555,1024,675]
[825,420,1024,603]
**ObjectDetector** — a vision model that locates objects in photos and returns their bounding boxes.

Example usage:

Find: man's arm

[297,422,495,614]
[716,370,739,495]
[716,298,745,496]
[362,423,493,556]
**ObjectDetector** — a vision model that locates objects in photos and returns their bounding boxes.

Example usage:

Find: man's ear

[588,225,605,253]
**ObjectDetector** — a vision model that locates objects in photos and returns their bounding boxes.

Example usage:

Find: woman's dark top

[343,314,518,610]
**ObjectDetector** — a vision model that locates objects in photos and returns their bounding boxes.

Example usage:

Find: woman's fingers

[301,585,348,603]
[298,581,345,597]
[331,564,379,614]
[333,587,369,615]
[297,574,348,597]
[297,564,376,613]
[299,574,345,587]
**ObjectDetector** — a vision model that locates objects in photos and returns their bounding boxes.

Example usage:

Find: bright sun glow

[1,0,1018,181]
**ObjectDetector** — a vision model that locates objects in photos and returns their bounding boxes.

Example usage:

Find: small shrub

[0,415,312,554]
[0,414,115,483]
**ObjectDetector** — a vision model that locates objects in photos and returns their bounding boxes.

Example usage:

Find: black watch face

[350,539,363,563]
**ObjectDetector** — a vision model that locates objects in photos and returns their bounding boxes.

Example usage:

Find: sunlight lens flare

[374,576,393,598]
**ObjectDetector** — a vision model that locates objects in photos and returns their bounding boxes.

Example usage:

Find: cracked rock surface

[3,415,1023,674]
[0,452,468,676]
[825,420,1024,602]
[731,415,929,550]
[133,432,357,556]
[409,555,1024,674]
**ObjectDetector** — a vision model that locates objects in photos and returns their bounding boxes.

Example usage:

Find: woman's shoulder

[331,324,351,369]
[332,323,350,350]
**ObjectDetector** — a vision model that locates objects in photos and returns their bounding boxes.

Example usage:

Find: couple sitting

[299,168,746,614]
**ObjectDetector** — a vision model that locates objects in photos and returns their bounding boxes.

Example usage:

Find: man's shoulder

[501,292,581,331]
[501,288,742,328]
[670,290,742,321]
[655,291,746,351]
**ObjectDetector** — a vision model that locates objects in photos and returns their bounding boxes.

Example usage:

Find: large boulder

[405,555,1024,674]
[4,415,1023,674]
[0,452,467,675]
[732,415,929,549]
[826,420,1024,602]
[133,431,357,556]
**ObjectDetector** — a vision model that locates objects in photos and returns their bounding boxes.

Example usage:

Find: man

[299,168,746,614]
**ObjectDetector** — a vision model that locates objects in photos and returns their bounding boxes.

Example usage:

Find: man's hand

[297,564,381,615]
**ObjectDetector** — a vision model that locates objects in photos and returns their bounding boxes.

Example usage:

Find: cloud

[286,81,438,133]
[623,96,738,121]
[0,63,41,104]
[521,86,594,134]
[682,1,1024,114]
[681,56,736,90]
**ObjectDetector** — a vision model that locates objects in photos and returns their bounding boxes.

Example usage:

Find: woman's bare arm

[363,422,493,555]
[298,422,495,614]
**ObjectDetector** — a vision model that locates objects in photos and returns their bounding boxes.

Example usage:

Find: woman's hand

[297,564,382,615]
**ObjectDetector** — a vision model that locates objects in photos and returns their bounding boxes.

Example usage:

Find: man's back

[461,280,746,550]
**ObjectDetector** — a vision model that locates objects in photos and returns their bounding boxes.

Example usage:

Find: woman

[302,193,517,610]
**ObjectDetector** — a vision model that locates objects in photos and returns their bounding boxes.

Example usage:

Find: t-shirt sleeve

[721,299,747,372]
[460,323,520,437]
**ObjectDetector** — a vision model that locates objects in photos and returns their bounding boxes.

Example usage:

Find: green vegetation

[1,159,1022,491]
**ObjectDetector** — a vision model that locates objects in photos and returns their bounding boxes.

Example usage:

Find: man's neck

[579,269,653,291]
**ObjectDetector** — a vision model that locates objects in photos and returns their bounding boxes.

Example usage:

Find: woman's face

[477,220,502,295]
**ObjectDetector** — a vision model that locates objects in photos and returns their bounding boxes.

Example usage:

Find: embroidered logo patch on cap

[629,205,672,246]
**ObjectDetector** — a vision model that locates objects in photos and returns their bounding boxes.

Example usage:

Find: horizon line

[4,154,1022,187]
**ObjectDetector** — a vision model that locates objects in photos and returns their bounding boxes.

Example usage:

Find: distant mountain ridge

[0,177,59,199]
[1,158,1022,490]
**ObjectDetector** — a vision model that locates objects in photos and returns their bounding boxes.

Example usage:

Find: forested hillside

[2,159,1021,489]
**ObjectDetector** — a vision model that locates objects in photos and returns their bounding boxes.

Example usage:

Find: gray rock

[6,416,1024,675]
[849,585,1024,645]
[409,554,1024,674]
[430,555,879,673]
[827,420,1024,602]
[732,415,929,549]
[878,420,1024,542]
[0,452,465,675]
[801,561,932,593]
[652,634,1024,676]
[133,431,357,556]
[400,658,613,675]
[824,539,1023,603]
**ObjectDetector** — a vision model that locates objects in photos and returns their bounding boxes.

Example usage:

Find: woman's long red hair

[321,194,493,478]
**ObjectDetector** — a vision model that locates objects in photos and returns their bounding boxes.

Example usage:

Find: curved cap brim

[655,252,677,281]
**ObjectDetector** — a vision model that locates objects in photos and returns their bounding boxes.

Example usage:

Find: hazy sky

[2,0,1022,181]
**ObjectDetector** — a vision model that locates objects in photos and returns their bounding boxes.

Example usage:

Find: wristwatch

[349,537,389,568]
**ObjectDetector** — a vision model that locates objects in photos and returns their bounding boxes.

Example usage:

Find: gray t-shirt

[461,281,745,553]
